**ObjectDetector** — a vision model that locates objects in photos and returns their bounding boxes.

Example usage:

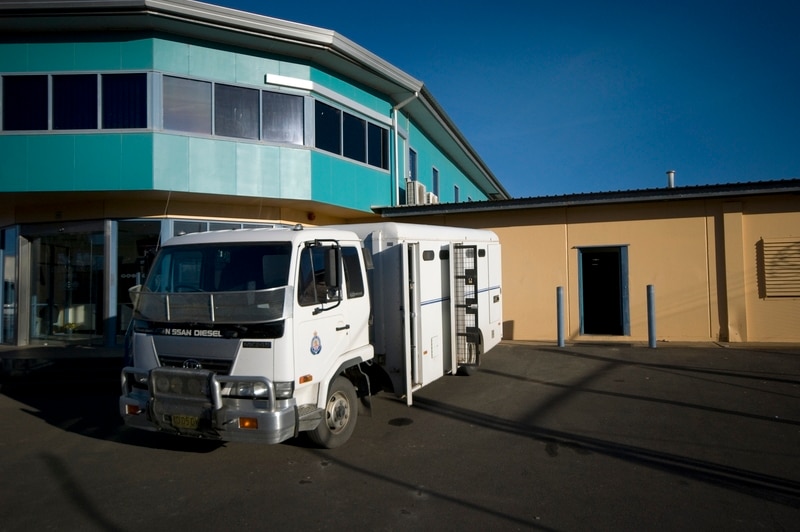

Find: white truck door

[293,243,350,396]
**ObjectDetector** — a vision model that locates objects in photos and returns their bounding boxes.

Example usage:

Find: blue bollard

[647,285,656,348]
[557,286,565,347]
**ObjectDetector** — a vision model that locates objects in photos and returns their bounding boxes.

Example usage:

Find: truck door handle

[336,324,351,331]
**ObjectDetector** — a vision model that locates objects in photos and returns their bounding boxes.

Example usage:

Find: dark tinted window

[215,83,259,140]
[343,112,366,162]
[262,91,304,145]
[314,100,341,154]
[102,73,147,128]
[368,122,388,169]
[3,75,48,130]
[53,74,97,130]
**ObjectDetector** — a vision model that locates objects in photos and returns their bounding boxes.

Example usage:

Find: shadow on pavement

[1,357,222,453]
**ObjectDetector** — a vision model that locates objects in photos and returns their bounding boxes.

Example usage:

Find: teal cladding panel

[120,135,155,189]
[0,43,28,71]
[0,40,153,72]
[28,136,75,190]
[74,42,123,70]
[278,62,311,79]
[310,68,391,116]
[75,136,122,190]
[188,138,236,194]
[152,39,310,86]
[153,135,190,190]
[0,134,153,192]
[189,46,234,81]
[235,54,279,85]
[153,39,190,75]
[311,152,389,210]
[28,42,73,71]
[153,134,311,199]
[0,137,29,191]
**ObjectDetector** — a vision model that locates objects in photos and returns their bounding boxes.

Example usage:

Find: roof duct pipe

[392,92,419,206]
[667,170,676,188]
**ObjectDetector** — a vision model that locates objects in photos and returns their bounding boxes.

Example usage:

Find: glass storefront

[1,218,275,346]
[117,221,161,337]
[25,221,105,345]
[1,227,18,344]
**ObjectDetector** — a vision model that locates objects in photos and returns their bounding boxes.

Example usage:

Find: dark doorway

[580,247,629,335]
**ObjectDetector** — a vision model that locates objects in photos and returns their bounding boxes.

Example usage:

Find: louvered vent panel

[762,238,800,297]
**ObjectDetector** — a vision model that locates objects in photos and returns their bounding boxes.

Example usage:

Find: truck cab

[120,224,373,448]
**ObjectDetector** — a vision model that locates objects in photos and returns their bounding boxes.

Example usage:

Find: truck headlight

[231,381,269,398]
[274,381,294,399]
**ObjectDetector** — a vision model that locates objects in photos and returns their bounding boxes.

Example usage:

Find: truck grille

[157,356,233,375]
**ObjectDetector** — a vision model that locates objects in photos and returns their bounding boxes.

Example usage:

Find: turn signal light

[299,374,313,384]
[239,417,258,430]
[125,404,142,415]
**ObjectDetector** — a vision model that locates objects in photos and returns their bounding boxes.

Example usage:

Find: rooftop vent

[666,170,676,188]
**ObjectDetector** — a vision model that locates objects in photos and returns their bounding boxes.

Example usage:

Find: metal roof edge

[373,179,800,217]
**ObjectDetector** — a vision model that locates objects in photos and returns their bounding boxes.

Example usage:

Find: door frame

[577,245,630,336]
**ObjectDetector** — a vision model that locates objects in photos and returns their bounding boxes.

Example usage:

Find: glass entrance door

[26,222,105,345]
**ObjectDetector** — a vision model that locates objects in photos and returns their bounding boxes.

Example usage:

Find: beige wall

[741,196,800,341]
[406,192,799,343]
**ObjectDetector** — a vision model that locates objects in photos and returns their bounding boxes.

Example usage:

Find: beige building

[378,179,800,344]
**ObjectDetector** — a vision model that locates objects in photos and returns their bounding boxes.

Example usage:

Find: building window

[454,184,460,203]
[163,75,211,134]
[368,123,388,169]
[343,112,366,162]
[408,148,418,181]
[313,100,389,169]
[2,75,48,130]
[262,92,304,145]
[214,83,259,140]
[315,100,341,155]
[432,167,440,196]
[53,74,98,130]
[102,73,147,128]
[759,238,800,298]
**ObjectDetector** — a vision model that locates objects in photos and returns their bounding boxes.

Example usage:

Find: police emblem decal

[310,332,322,355]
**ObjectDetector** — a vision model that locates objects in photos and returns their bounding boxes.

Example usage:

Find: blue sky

[212,0,799,198]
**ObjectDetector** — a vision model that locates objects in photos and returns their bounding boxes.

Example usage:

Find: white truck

[120,222,502,448]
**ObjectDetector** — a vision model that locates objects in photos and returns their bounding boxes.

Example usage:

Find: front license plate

[171,414,199,430]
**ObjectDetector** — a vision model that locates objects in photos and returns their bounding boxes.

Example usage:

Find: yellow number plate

[171,415,199,430]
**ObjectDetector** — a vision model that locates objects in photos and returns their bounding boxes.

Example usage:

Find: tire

[308,376,358,449]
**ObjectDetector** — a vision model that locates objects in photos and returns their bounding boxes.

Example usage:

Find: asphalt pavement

[0,340,798,531]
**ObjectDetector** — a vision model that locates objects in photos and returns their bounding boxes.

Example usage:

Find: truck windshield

[133,243,292,324]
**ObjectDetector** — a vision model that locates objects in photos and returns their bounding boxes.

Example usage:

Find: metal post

[557,286,565,347]
[647,284,656,348]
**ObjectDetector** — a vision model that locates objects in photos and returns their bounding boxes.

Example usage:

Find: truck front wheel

[308,376,358,448]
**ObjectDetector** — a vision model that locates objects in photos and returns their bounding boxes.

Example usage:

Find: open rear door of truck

[450,243,480,372]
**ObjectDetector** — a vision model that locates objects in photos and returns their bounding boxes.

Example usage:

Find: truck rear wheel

[308,376,357,449]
